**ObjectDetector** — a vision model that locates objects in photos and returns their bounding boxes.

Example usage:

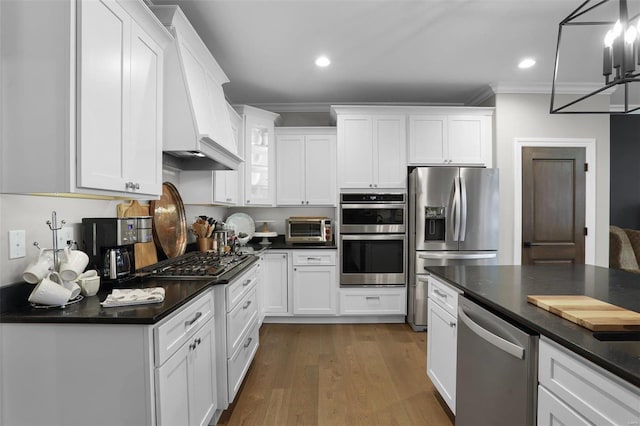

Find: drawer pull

[242,279,251,287]
[365,296,380,300]
[449,321,456,328]
[433,289,448,298]
[243,300,252,309]
[196,338,201,346]
[244,337,253,348]
[307,257,322,261]
[184,311,202,328]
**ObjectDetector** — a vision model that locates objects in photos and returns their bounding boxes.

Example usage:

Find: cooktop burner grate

[138,252,249,278]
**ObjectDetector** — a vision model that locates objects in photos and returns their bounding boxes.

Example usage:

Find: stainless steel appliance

[82,218,138,281]
[339,193,406,287]
[409,167,498,330]
[456,296,538,425]
[137,252,250,279]
[285,216,332,244]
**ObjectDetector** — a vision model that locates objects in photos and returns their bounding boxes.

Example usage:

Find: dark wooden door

[522,147,586,265]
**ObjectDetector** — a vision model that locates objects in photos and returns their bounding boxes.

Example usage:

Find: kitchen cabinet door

[338,116,374,188]
[262,252,289,314]
[292,265,337,315]
[77,0,131,193]
[408,115,447,164]
[128,21,163,196]
[189,319,217,426]
[276,134,306,205]
[426,299,457,414]
[156,338,191,426]
[305,134,337,205]
[374,115,407,189]
[447,115,490,165]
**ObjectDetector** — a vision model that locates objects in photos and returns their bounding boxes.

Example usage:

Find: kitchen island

[427,264,640,425]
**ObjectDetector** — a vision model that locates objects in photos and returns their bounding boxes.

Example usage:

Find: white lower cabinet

[263,252,290,314]
[156,314,216,426]
[426,276,460,414]
[537,337,640,426]
[292,251,337,315]
[213,262,261,409]
[0,289,217,426]
[339,288,407,315]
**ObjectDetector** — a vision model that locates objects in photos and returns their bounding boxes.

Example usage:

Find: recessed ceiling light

[518,58,536,69]
[315,56,331,67]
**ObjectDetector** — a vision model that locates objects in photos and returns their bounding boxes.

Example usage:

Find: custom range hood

[151,5,242,171]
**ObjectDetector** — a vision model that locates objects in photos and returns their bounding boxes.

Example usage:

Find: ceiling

[150,0,592,108]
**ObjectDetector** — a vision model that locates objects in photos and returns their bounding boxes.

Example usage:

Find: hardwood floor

[218,323,454,426]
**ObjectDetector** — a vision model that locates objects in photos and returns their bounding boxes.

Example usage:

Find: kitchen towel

[101,288,165,307]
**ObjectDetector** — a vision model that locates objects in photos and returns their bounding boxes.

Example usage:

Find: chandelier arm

[550,23,564,113]
[551,84,616,113]
[563,0,611,24]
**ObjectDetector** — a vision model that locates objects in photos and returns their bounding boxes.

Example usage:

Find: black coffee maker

[82,218,137,282]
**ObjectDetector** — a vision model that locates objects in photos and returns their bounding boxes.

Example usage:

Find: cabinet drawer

[292,251,336,266]
[539,337,640,425]
[226,287,258,357]
[339,288,406,315]
[537,385,590,426]
[226,263,258,312]
[155,290,214,367]
[427,276,460,316]
[227,318,259,402]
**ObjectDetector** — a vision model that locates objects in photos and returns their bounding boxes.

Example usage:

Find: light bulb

[518,58,536,69]
[613,20,623,38]
[315,56,330,67]
[625,26,637,44]
[604,29,615,48]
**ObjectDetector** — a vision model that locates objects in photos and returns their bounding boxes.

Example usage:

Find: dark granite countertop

[0,256,258,325]
[426,265,640,388]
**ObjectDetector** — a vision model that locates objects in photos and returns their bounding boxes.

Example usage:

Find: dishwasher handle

[458,306,525,360]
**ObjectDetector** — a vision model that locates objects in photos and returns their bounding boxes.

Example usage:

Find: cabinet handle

[306,201,309,204]
[242,279,251,287]
[244,337,253,348]
[243,300,252,309]
[226,198,232,202]
[307,257,322,261]
[301,201,304,204]
[365,296,380,300]
[369,184,373,188]
[196,338,201,345]
[247,200,251,204]
[135,182,140,190]
[184,311,202,328]
[189,343,196,351]
[374,184,378,188]
[433,289,448,298]
[449,321,456,328]
[283,255,286,258]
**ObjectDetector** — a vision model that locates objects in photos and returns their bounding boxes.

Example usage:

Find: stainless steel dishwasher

[456,296,538,426]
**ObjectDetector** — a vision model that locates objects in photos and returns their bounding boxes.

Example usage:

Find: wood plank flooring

[218,323,454,426]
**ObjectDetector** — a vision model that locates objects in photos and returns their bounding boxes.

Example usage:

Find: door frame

[513,138,596,265]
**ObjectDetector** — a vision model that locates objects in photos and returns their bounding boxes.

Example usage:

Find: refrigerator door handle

[459,176,468,241]
[451,177,461,241]
[419,252,497,260]
[458,306,525,359]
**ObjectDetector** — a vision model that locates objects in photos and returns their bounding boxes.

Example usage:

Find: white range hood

[152,5,242,171]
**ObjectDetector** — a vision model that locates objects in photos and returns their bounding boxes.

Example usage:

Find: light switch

[9,230,26,259]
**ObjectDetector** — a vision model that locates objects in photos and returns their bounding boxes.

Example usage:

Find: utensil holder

[196,237,213,252]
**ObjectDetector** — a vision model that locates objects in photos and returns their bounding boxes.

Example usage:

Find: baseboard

[262,315,406,324]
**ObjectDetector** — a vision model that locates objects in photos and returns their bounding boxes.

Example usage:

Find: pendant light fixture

[551,0,640,114]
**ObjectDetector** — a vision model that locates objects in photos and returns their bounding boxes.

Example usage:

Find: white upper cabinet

[408,109,493,167]
[0,0,171,197]
[235,105,280,206]
[276,128,337,206]
[335,111,406,190]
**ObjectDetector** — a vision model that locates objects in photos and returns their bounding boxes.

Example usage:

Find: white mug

[59,248,89,281]
[28,271,72,306]
[23,250,54,284]
[78,275,100,297]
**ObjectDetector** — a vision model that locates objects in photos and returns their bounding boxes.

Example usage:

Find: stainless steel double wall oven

[339,193,406,286]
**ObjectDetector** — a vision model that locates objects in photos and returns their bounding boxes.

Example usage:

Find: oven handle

[340,203,406,210]
[341,234,406,241]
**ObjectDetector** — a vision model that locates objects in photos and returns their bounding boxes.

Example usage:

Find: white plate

[225,213,255,241]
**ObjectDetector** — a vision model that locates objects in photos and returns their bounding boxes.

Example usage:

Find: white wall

[494,93,610,266]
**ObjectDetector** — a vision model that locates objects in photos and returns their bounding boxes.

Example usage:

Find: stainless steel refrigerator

[408,167,499,331]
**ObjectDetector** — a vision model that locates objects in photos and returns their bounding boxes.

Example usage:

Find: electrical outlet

[57,227,74,248]
[9,230,26,259]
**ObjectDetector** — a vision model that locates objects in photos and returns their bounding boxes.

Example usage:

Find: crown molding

[490,82,615,96]
[247,103,332,113]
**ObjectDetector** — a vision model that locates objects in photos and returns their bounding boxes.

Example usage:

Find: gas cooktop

[137,252,250,279]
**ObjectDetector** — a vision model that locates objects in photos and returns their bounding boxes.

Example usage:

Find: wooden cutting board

[117,200,157,269]
[527,295,640,331]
